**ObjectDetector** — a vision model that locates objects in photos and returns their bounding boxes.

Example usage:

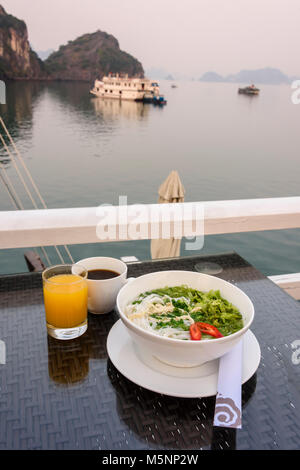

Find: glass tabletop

[0,252,299,450]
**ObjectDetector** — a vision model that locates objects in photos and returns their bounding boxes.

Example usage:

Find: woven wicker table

[0,252,299,450]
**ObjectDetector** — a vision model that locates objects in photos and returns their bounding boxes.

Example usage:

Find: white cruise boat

[90,73,160,101]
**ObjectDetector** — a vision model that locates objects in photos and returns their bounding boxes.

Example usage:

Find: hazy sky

[2,0,300,77]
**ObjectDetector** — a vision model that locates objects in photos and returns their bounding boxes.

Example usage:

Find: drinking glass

[42,264,88,340]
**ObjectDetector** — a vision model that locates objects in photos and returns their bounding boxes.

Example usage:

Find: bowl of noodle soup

[116,270,254,367]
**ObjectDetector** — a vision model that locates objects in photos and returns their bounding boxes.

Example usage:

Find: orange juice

[43,274,88,328]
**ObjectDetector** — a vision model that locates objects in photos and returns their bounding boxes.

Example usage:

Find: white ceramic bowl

[116,270,254,367]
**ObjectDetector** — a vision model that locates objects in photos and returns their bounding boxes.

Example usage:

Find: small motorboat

[152,95,167,105]
[238,84,260,95]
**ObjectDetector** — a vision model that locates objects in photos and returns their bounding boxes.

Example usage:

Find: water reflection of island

[0,81,43,160]
[1,81,43,130]
[91,97,149,121]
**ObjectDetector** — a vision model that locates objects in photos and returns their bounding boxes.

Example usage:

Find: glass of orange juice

[42,264,88,340]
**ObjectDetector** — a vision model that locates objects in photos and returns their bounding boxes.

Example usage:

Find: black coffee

[87,269,120,280]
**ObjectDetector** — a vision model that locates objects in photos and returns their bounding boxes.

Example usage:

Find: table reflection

[47,311,115,385]
[47,335,90,385]
[107,359,257,450]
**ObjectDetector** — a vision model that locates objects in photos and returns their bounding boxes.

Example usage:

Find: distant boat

[90,73,160,101]
[238,84,260,95]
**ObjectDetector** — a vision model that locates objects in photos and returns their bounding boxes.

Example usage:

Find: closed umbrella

[151,170,185,259]
[157,170,185,203]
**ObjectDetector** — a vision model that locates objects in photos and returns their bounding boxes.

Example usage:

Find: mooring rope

[0,160,24,210]
[0,160,52,266]
[0,116,74,265]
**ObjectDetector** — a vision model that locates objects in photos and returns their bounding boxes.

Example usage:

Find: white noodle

[125,292,194,340]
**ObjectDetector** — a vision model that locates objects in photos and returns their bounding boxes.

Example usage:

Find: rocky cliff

[44,31,144,81]
[0,5,46,80]
[0,4,144,82]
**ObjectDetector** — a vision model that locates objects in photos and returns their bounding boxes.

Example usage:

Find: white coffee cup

[75,257,133,314]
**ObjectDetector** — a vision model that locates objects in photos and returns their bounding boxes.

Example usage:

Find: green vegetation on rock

[44,31,144,81]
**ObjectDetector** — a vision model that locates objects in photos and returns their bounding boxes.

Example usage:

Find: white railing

[0,196,300,298]
[0,196,300,248]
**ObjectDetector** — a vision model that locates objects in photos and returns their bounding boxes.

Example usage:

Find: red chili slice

[189,323,202,340]
[196,322,223,338]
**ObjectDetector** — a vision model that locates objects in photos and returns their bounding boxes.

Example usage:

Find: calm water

[0,80,299,275]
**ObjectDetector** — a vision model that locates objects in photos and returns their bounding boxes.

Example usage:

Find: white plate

[107,320,261,398]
